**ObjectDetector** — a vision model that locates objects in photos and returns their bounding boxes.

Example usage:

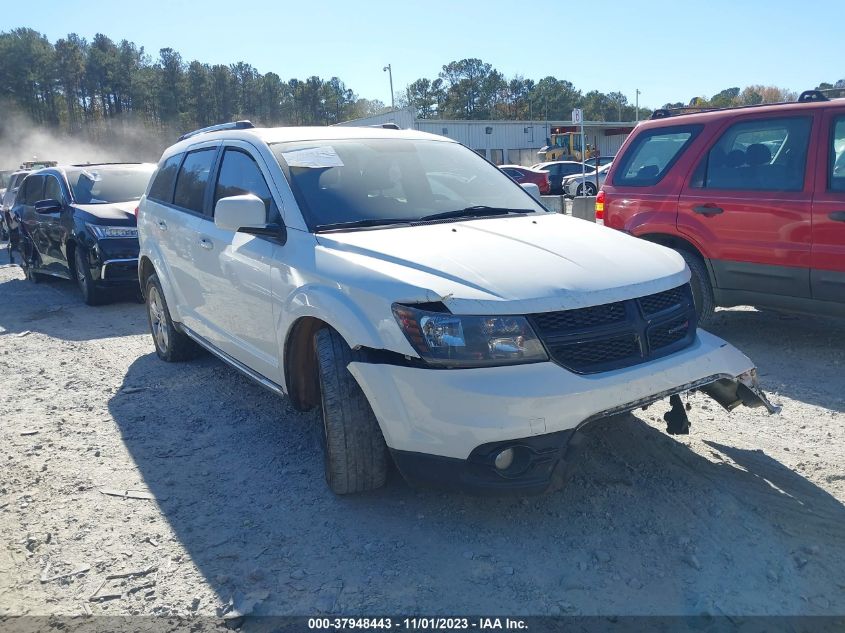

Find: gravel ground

[1,244,844,626]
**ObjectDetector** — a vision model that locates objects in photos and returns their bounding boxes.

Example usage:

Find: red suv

[598,90,845,325]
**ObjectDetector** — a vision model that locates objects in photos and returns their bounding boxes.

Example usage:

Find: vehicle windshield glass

[271,138,545,231]
[66,165,155,204]
[0,171,12,188]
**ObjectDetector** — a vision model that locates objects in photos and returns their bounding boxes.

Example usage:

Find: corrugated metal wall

[338,111,632,166]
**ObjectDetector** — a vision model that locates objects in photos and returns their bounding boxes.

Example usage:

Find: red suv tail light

[134,206,139,219]
[595,191,605,225]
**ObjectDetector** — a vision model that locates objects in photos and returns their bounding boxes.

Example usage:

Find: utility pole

[635,89,641,122]
[383,64,395,110]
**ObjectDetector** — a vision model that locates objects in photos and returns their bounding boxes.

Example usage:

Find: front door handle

[199,238,213,250]
[692,205,724,216]
[157,220,167,231]
[829,211,845,222]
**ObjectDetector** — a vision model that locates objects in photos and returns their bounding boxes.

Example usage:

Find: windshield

[0,170,13,188]
[66,165,155,204]
[271,138,545,231]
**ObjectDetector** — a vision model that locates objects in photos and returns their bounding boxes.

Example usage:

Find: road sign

[571,108,583,124]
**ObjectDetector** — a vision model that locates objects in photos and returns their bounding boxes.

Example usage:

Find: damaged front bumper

[348,328,778,493]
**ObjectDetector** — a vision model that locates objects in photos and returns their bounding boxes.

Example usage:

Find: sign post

[572,108,586,195]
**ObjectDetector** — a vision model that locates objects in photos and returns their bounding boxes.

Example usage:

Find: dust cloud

[0,108,170,169]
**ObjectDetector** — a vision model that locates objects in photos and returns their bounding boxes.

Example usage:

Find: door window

[829,116,845,192]
[44,176,63,203]
[693,117,811,192]
[173,149,216,213]
[22,176,45,205]
[148,153,183,203]
[213,149,279,222]
[614,125,702,187]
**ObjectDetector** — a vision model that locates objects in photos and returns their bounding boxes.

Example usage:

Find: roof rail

[178,120,254,141]
[367,123,400,130]
[797,90,829,103]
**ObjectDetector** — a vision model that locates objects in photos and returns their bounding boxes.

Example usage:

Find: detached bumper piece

[391,429,585,496]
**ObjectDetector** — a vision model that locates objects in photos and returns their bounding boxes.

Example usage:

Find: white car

[137,122,777,495]
[563,163,612,197]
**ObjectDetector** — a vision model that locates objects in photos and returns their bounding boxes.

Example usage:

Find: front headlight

[392,304,548,368]
[86,223,139,239]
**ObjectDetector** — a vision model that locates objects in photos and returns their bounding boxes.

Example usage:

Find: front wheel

[577,182,597,197]
[314,327,388,495]
[677,249,715,327]
[74,247,107,305]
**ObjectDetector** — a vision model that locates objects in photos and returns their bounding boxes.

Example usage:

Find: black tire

[74,247,107,305]
[145,273,201,362]
[314,327,388,494]
[19,234,43,283]
[677,249,715,326]
[578,182,597,197]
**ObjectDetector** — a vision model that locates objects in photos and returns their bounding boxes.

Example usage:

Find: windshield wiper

[418,206,535,222]
[314,217,413,232]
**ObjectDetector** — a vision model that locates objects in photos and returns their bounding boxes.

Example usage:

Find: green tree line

[399,58,650,121]
[1,28,840,146]
[0,28,387,139]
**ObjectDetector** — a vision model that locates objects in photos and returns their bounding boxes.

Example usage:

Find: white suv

[137,122,777,495]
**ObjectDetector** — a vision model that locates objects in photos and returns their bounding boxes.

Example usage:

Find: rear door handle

[199,238,213,250]
[693,205,724,216]
[829,211,845,222]
[157,220,167,231]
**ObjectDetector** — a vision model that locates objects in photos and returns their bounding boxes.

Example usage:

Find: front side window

[613,125,702,187]
[271,139,544,231]
[829,116,845,192]
[214,149,279,222]
[67,165,155,204]
[693,117,811,192]
[173,149,216,213]
[148,153,183,203]
[44,176,63,202]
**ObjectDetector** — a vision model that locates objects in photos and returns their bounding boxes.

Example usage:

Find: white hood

[315,213,689,314]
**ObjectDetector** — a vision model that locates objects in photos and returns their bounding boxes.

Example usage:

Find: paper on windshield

[281,146,344,169]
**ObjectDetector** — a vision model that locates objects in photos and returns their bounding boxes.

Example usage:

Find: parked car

[1,170,30,248]
[498,164,550,194]
[562,163,613,197]
[14,163,156,304]
[598,89,845,324]
[531,160,584,194]
[582,155,615,170]
[137,121,776,496]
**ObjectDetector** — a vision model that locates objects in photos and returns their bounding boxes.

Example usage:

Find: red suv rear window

[612,124,703,187]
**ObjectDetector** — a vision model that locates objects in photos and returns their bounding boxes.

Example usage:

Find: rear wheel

[74,247,107,305]
[19,234,43,283]
[314,327,388,494]
[145,273,200,362]
[677,249,715,326]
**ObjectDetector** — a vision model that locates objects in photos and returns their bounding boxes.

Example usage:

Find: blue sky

[12,0,845,110]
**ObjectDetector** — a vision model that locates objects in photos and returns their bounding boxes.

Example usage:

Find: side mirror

[35,199,62,214]
[521,183,542,201]
[213,194,287,244]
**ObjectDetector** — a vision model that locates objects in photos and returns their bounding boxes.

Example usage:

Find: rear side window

[613,125,702,186]
[21,176,45,205]
[829,116,845,192]
[173,149,216,213]
[693,116,811,192]
[148,153,183,203]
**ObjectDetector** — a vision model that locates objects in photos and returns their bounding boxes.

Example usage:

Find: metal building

[337,107,638,166]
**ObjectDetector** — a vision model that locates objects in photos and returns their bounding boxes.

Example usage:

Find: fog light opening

[494,448,515,471]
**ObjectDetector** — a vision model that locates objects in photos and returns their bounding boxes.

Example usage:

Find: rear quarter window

[612,125,702,187]
[148,153,184,203]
